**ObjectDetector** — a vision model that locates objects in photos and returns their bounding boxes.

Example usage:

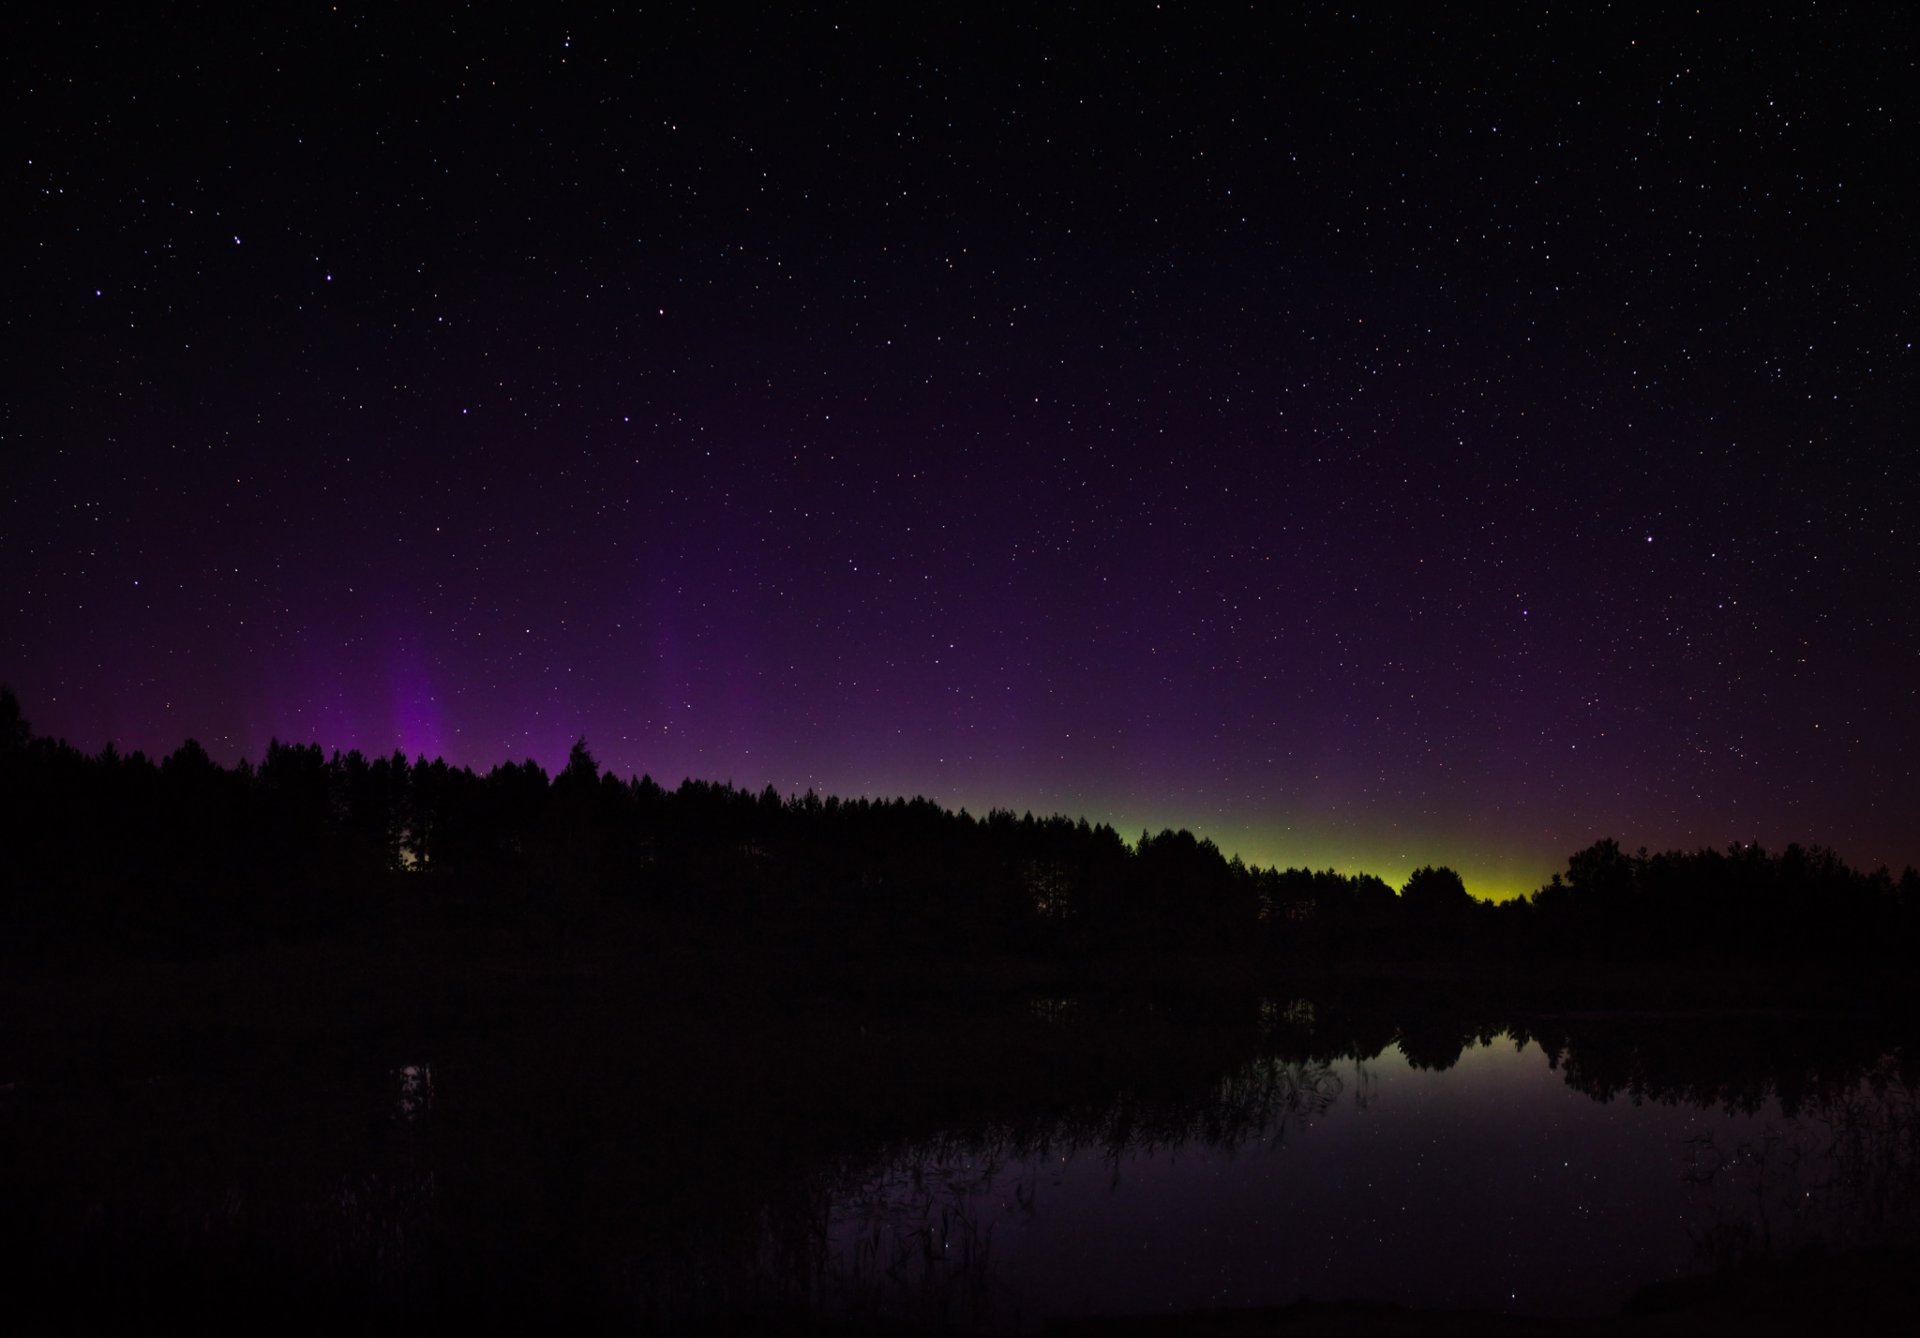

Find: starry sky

[7,5,1916,897]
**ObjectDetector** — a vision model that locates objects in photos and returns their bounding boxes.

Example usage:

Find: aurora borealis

[7,5,1915,898]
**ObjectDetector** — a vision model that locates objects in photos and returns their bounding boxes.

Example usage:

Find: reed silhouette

[4,947,1917,1330]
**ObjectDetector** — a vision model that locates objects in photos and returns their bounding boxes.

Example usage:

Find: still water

[767,1035,1909,1332]
[6,983,1915,1331]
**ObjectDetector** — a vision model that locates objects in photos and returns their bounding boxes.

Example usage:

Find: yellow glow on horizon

[1104,811,1557,903]
[798,778,1560,903]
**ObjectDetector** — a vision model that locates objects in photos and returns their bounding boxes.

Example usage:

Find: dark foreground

[1050,1248,1920,1336]
[4,924,1917,1333]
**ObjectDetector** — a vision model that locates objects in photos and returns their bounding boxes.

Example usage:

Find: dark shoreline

[1045,1247,1920,1337]
[5,927,1916,1334]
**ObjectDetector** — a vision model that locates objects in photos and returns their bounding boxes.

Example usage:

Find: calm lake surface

[783,1033,1901,1332]
[5,962,1915,1331]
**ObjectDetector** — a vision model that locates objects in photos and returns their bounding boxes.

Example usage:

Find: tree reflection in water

[1681,1055,1920,1270]
[748,1056,1363,1332]
[734,1020,1920,1334]
[8,976,1918,1331]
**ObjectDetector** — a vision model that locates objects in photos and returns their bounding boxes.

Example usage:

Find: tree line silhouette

[4,687,1915,958]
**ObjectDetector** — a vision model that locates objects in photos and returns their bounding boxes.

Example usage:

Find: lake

[760,1027,1910,1332]
[3,952,1915,1331]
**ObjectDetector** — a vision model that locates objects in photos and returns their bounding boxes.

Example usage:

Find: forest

[4,687,1915,962]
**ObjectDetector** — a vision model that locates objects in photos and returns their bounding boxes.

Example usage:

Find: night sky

[8,5,1916,897]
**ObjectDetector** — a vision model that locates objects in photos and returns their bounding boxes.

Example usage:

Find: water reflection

[761,1056,1362,1332]
[5,984,1916,1330]
[1681,1054,1920,1268]
[394,1062,434,1121]
[744,1033,1920,1332]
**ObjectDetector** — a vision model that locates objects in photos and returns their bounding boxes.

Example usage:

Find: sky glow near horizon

[7,6,1916,901]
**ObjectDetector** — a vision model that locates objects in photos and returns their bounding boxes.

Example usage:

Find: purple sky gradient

[7,5,1916,896]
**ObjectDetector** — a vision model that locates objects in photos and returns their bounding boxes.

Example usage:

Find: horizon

[9,7,1915,903]
[14,684,1904,905]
